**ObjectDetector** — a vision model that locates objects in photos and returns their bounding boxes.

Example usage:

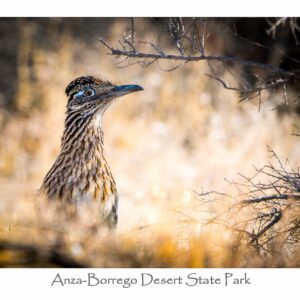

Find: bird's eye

[84,89,95,97]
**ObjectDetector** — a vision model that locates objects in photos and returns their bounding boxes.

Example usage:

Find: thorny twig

[196,148,300,254]
[99,18,299,103]
[266,17,300,45]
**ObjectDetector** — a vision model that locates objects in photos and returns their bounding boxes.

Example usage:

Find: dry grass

[0,18,299,267]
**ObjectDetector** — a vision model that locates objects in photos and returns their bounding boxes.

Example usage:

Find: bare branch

[196,148,300,254]
[99,37,291,75]
[98,18,300,105]
[266,18,288,38]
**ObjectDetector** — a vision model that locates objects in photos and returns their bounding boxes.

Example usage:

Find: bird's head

[65,76,143,117]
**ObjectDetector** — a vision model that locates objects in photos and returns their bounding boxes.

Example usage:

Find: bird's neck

[41,108,116,205]
[42,109,108,193]
[61,109,105,154]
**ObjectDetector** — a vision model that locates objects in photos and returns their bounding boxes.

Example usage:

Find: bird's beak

[110,84,143,97]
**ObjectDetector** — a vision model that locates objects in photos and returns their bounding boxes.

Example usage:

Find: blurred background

[0,18,299,267]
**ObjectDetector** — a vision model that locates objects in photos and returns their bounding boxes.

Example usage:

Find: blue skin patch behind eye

[74,90,85,98]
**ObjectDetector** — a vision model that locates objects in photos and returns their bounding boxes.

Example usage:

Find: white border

[0,0,299,17]
[0,2,299,299]
[0,268,298,300]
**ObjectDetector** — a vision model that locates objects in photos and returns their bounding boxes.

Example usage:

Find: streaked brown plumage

[40,76,143,228]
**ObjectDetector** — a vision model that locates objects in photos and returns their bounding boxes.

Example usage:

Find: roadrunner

[40,76,143,228]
